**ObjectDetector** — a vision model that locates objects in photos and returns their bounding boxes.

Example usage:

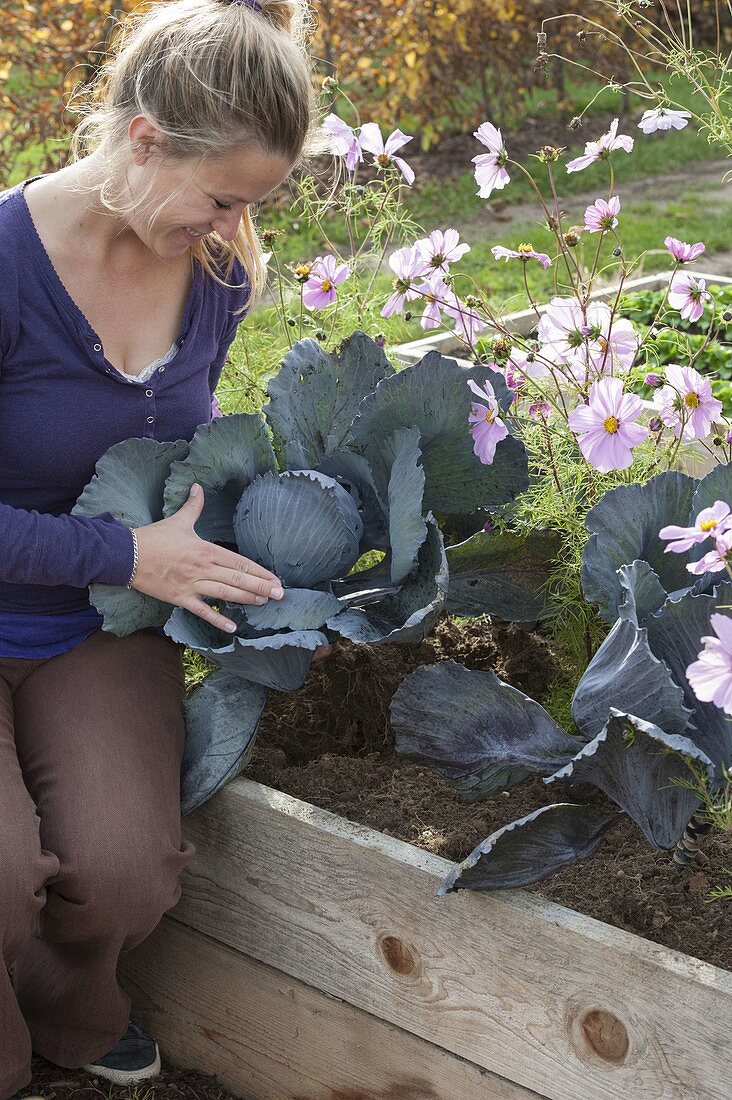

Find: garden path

[453,156,732,275]
[348,157,732,287]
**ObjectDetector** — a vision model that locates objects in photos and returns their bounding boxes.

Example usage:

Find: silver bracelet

[126,528,139,589]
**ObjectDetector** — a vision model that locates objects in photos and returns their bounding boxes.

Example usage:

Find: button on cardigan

[0,176,251,657]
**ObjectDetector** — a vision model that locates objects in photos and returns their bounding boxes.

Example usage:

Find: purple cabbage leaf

[73,332,531,813]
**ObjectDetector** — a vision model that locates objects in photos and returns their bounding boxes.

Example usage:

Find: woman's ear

[128,115,164,165]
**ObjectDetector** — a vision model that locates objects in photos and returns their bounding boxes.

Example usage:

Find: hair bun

[227,0,264,12]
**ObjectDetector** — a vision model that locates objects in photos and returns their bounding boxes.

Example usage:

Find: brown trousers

[0,627,196,1098]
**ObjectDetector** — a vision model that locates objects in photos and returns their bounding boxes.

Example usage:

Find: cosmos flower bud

[644,372,662,387]
[648,417,663,433]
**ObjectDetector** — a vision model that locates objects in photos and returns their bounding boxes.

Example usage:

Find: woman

[0,0,317,1090]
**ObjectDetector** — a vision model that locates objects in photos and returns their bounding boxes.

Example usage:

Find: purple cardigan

[0,176,250,658]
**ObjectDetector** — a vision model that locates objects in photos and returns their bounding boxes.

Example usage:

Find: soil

[246,614,732,974]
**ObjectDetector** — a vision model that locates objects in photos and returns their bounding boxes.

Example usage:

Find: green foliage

[708,882,732,902]
[621,284,732,414]
[620,284,732,337]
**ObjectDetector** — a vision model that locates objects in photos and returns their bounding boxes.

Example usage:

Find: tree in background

[2,0,727,183]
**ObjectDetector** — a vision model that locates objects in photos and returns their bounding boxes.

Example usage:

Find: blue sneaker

[81,1018,161,1085]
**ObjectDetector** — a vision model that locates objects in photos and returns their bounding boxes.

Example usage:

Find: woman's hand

[130,483,283,633]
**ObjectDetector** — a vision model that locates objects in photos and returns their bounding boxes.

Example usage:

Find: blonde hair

[68,0,318,311]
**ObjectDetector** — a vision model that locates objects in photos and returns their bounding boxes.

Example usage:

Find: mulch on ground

[18,1056,237,1099]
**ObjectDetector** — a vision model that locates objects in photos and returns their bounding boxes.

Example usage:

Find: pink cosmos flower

[668,271,712,323]
[660,501,732,554]
[568,377,648,472]
[665,236,706,263]
[416,271,451,330]
[321,114,363,171]
[467,378,509,464]
[444,293,486,344]
[566,118,634,173]
[653,364,722,440]
[506,346,549,382]
[416,228,471,274]
[492,243,552,268]
[584,195,621,233]
[504,362,526,391]
[358,123,415,185]
[302,255,350,310]
[538,297,639,380]
[529,401,551,420]
[472,121,510,199]
[638,107,692,134]
[381,245,428,318]
[687,613,732,715]
[686,531,732,576]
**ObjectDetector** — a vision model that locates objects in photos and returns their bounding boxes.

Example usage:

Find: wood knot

[580,1009,629,1064]
[377,934,417,975]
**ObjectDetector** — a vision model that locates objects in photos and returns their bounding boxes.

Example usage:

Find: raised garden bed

[119,773,732,1100]
[118,616,732,1099]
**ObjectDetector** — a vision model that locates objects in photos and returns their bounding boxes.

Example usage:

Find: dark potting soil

[247,615,732,974]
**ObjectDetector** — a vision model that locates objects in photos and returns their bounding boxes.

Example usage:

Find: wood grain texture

[165,778,732,1100]
[119,915,541,1100]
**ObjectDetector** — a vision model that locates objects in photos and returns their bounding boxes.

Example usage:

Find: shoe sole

[81,1042,161,1085]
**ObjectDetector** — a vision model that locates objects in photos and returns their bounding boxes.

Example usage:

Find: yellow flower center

[700,519,718,531]
[485,407,496,424]
[685,391,701,408]
[294,264,311,278]
[604,415,619,434]
[321,279,333,292]
[597,336,608,351]
[377,153,391,167]
[518,242,534,254]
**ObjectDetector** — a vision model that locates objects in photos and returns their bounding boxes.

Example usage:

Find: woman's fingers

[183,596,243,634]
[194,579,276,608]
[205,562,284,601]
[210,548,283,595]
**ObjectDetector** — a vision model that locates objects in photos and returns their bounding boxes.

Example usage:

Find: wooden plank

[169,778,732,1100]
[119,915,541,1100]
